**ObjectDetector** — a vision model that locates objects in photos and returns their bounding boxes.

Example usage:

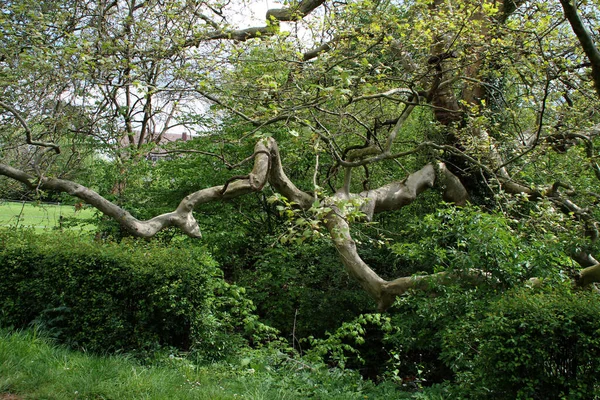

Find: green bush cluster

[305,287,600,398]
[301,205,600,397]
[447,288,600,399]
[0,229,268,358]
[235,239,373,341]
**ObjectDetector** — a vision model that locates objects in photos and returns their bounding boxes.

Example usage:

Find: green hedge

[448,288,600,399]
[0,229,262,357]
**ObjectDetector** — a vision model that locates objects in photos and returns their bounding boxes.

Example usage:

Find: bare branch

[183,0,327,45]
[349,88,415,104]
[576,263,600,287]
[0,100,61,154]
[0,140,275,238]
[303,36,342,61]
[323,163,468,310]
[266,138,315,208]
[266,0,325,21]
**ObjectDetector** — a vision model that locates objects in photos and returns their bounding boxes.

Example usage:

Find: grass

[0,330,226,399]
[0,330,405,400]
[0,201,95,231]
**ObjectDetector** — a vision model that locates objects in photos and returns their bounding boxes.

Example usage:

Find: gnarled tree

[1,0,600,311]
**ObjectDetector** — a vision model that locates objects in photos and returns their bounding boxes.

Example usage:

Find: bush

[235,239,373,342]
[0,229,269,358]
[446,288,600,399]
[300,204,600,396]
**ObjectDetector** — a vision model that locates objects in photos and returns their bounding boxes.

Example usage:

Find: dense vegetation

[1,329,399,399]
[0,229,269,357]
[1,0,600,397]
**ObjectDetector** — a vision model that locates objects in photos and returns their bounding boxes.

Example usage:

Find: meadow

[0,201,95,230]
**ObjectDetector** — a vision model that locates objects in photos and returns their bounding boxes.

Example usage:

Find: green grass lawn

[0,201,95,230]
[0,330,234,400]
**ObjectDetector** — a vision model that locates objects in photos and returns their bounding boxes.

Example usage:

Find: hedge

[0,229,262,357]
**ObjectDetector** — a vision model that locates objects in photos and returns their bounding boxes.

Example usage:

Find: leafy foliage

[0,328,403,400]
[236,238,373,342]
[391,203,576,284]
[0,229,272,358]
[295,205,600,396]
[445,288,600,399]
[1,0,600,395]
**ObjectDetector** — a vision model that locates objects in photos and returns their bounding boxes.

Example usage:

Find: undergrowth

[0,329,406,400]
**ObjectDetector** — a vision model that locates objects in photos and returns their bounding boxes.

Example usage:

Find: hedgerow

[0,229,271,358]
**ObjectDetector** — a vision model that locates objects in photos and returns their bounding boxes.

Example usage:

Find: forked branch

[0,100,61,154]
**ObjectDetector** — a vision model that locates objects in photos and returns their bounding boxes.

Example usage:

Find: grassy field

[0,330,236,400]
[0,330,403,400]
[0,201,95,230]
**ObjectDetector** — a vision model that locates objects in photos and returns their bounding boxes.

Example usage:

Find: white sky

[229,0,296,32]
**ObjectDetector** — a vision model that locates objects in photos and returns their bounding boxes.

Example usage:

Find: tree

[1,0,600,311]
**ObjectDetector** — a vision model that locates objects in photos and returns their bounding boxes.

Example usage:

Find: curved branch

[266,0,325,21]
[0,100,61,154]
[303,37,340,61]
[0,140,274,238]
[13,134,593,312]
[266,138,315,209]
[575,263,600,287]
[324,163,468,310]
[185,0,327,45]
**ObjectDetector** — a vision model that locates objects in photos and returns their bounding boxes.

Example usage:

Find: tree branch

[0,100,61,154]
[185,0,327,45]
[323,163,468,310]
[0,140,273,238]
[575,263,600,287]
[559,0,600,97]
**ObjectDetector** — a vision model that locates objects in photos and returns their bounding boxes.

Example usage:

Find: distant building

[119,131,191,161]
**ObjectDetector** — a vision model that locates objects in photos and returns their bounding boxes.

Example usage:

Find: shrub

[446,288,600,399]
[235,239,373,342]
[301,204,600,395]
[0,229,269,358]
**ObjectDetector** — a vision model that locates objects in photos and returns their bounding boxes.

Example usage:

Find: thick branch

[303,37,340,61]
[324,163,468,310]
[266,0,325,21]
[204,26,274,41]
[0,140,274,238]
[559,0,600,97]
[0,136,470,312]
[266,138,315,209]
[185,0,326,44]
[576,263,600,287]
